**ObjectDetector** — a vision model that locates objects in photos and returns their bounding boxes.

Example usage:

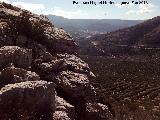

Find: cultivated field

[81,55,160,120]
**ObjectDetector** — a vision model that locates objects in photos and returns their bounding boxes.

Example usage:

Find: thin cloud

[126,10,136,15]
[40,7,86,19]
[12,2,45,12]
[126,4,155,15]
[4,1,85,19]
[137,4,155,14]
[0,0,10,4]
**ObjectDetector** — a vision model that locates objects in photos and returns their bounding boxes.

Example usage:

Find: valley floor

[81,55,160,120]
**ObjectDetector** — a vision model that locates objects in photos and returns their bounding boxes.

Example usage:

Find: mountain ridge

[78,16,160,56]
[47,15,143,39]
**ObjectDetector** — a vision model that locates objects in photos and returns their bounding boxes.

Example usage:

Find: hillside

[47,15,143,40]
[79,16,160,56]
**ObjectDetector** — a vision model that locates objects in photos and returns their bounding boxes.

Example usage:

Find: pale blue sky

[1,0,160,20]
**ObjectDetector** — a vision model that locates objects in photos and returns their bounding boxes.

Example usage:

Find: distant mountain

[47,15,143,40]
[78,16,160,56]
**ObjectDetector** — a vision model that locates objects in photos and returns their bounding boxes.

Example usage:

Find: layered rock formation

[0,2,113,120]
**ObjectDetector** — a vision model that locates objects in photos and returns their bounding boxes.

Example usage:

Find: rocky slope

[79,16,160,56]
[0,2,113,120]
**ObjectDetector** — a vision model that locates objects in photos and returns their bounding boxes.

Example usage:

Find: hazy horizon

[47,14,148,20]
[0,0,159,20]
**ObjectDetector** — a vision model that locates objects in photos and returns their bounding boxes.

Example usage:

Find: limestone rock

[16,35,29,46]
[56,71,97,103]
[53,96,75,120]
[53,111,71,120]
[27,41,50,59]
[34,58,61,74]
[57,54,95,77]
[84,103,113,120]
[0,2,114,120]
[0,2,78,54]
[0,46,32,69]
[0,65,40,87]
[34,53,95,77]
[0,81,55,120]
[0,20,16,45]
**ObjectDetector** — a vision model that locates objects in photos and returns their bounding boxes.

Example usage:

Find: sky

[0,0,159,20]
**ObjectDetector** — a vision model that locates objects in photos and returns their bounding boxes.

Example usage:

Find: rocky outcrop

[0,2,77,54]
[55,70,96,103]
[84,103,113,120]
[0,2,113,120]
[0,81,55,120]
[53,96,75,120]
[33,53,95,76]
[56,54,94,76]
[0,46,32,69]
[0,64,40,87]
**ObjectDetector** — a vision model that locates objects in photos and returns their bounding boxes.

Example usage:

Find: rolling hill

[78,16,160,56]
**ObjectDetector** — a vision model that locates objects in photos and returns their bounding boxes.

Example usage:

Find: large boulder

[56,54,95,77]
[0,65,40,87]
[53,96,75,120]
[34,53,95,76]
[0,46,32,69]
[33,57,61,74]
[0,81,55,120]
[55,71,97,103]
[83,103,113,120]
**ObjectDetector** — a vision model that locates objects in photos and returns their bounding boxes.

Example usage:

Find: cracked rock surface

[0,2,113,120]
